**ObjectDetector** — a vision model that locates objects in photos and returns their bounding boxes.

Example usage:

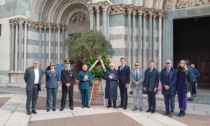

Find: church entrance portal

[174,16,210,88]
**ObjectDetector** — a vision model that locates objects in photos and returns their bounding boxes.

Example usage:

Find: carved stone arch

[64,8,90,25]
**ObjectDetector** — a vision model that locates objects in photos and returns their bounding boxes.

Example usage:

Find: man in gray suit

[24,60,42,115]
[130,62,145,111]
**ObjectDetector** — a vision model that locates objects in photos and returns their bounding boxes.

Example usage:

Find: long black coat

[104,69,119,100]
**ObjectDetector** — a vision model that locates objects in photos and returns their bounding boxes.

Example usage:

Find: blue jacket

[187,65,196,82]
[77,70,92,90]
[192,68,200,82]
[143,68,159,92]
[118,65,130,85]
[45,70,59,88]
[160,67,177,95]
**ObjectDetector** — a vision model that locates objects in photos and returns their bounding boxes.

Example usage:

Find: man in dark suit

[24,60,43,115]
[60,59,75,111]
[144,60,159,113]
[160,60,177,117]
[118,57,130,109]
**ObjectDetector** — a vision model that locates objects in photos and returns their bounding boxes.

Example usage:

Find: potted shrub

[65,31,114,100]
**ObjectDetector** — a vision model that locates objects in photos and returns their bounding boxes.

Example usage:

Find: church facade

[0,0,210,87]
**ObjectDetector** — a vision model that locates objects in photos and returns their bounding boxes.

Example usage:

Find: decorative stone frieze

[9,18,66,30]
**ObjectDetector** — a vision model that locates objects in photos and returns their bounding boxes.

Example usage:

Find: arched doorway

[174,16,210,89]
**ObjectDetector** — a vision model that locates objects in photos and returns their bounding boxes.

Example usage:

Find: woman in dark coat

[45,62,59,112]
[177,60,190,117]
[104,63,119,108]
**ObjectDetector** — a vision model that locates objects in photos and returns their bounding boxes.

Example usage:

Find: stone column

[38,24,42,69]
[132,10,136,68]
[53,27,56,62]
[142,13,147,70]
[127,7,132,67]
[96,6,100,31]
[48,24,52,64]
[89,6,94,30]
[24,21,28,70]
[137,8,144,66]
[10,21,15,71]
[57,24,61,64]
[15,20,18,72]
[102,6,108,39]
[148,10,153,61]
[62,26,66,61]
[107,7,110,40]
[18,20,23,71]
[152,14,157,63]
[158,12,163,70]
[43,25,47,68]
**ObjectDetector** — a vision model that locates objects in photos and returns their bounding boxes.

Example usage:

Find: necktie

[166,69,169,76]
[120,65,124,71]
[149,69,152,78]
[136,70,139,81]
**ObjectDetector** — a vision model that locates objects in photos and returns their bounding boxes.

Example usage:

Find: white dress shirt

[34,68,39,84]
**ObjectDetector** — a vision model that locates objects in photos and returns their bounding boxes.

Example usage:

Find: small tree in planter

[65,30,114,74]
[65,31,114,100]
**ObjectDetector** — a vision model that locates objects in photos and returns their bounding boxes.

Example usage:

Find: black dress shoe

[146,109,151,112]
[46,109,50,112]
[151,110,155,113]
[164,112,169,115]
[177,110,182,117]
[60,108,64,111]
[26,111,31,115]
[52,109,56,111]
[31,110,37,114]
[123,107,127,110]
[169,112,174,117]
[107,105,111,108]
[132,107,137,111]
[117,105,123,108]
[70,106,74,110]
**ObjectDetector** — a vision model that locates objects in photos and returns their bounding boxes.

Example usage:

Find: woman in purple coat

[176,60,190,117]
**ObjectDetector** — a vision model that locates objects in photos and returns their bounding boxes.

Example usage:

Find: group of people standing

[104,58,200,118]
[24,58,200,118]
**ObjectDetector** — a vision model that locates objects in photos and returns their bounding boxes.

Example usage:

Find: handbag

[187,91,191,98]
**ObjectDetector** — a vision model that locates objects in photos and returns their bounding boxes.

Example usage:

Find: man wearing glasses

[160,60,177,117]
[130,62,145,111]
[24,60,43,115]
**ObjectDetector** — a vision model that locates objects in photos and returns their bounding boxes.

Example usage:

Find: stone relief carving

[70,12,86,24]
[165,0,210,10]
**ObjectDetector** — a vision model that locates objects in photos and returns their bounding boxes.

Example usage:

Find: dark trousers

[119,83,128,108]
[80,89,89,107]
[61,85,73,108]
[46,88,58,110]
[164,95,175,113]
[26,84,39,111]
[147,92,156,111]
[108,100,116,107]
[190,81,197,95]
